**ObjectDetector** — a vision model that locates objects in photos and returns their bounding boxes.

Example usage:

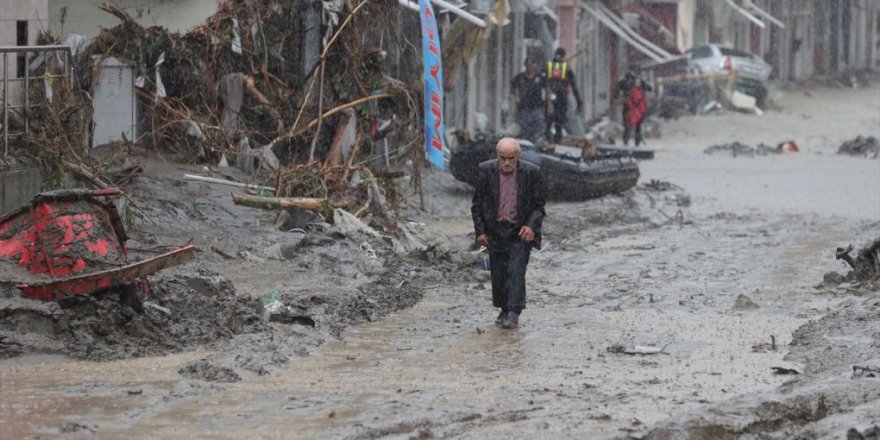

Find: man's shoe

[501,311,519,329]
[495,310,507,326]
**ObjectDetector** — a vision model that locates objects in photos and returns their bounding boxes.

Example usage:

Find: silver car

[687,44,773,106]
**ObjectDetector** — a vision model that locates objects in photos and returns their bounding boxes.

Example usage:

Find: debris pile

[703,141,792,157]
[837,136,879,159]
[11,0,427,232]
[824,239,880,289]
[6,31,91,181]
[0,269,265,360]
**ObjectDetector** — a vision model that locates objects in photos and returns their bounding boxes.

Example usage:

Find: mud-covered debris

[732,294,761,310]
[642,179,680,191]
[263,238,306,261]
[275,208,323,232]
[703,141,781,157]
[0,269,265,361]
[60,422,98,433]
[837,136,879,158]
[607,343,669,355]
[852,365,880,379]
[179,359,242,382]
[821,271,848,286]
[847,425,880,440]
[269,311,316,327]
[770,366,800,375]
[827,239,880,288]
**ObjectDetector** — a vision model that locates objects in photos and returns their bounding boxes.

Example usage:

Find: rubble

[823,239,880,289]
[837,136,879,159]
[703,141,785,157]
[0,268,265,360]
[8,0,424,234]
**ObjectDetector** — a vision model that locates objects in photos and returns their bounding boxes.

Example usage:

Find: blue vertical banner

[419,0,446,170]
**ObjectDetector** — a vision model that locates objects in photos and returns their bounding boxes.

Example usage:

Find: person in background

[623,73,648,147]
[615,71,636,129]
[511,56,549,142]
[471,138,546,329]
[545,48,583,143]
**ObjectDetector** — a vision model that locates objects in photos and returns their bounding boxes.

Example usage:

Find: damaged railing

[1,45,74,156]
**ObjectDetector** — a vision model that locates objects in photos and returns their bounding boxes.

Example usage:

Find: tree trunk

[231,192,326,212]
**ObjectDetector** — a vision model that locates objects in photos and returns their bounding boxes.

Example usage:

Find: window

[16,21,28,78]
[720,47,753,58]
[691,46,713,59]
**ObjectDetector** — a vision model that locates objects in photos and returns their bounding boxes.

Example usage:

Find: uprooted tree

[10,0,439,232]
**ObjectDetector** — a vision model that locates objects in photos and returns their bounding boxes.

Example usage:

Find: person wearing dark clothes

[545,48,583,143]
[511,57,549,142]
[615,71,636,131]
[471,138,546,329]
[624,78,648,146]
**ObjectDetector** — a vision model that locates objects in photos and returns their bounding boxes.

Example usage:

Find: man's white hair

[496,137,521,153]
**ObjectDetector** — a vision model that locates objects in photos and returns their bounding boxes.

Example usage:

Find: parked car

[686,44,773,107]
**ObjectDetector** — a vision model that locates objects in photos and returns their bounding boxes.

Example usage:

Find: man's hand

[476,234,490,247]
[518,226,535,243]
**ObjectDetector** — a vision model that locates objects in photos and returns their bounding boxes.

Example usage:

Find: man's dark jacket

[471,159,546,249]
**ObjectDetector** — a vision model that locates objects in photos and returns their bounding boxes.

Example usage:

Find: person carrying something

[545,48,583,143]
[623,74,648,147]
[511,56,549,142]
[471,138,546,329]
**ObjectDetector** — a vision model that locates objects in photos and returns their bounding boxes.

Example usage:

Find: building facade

[49,0,220,39]
[1,0,50,107]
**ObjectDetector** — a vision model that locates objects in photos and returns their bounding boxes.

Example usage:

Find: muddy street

[2,85,880,439]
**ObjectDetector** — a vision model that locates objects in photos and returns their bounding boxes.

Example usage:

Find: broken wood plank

[184,174,276,192]
[231,192,326,212]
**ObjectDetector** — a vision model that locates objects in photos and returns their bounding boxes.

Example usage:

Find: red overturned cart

[0,189,193,307]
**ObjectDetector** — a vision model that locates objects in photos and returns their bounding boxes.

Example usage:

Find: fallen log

[231,192,327,212]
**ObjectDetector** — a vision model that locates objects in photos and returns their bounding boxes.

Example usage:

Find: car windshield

[719,47,753,58]
[690,46,713,58]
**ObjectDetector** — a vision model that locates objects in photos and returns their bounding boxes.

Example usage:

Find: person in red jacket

[623,75,648,147]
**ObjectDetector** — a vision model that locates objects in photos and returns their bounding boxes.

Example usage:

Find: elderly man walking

[471,138,546,329]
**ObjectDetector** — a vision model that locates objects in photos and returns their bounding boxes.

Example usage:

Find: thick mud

[0,267,268,360]
[1,84,880,439]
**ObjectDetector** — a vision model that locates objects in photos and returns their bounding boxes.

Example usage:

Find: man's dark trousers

[547,97,567,142]
[489,222,532,312]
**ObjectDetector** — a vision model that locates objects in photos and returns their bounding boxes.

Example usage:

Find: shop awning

[742,0,785,28]
[724,0,766,28]
[582,3,675,63]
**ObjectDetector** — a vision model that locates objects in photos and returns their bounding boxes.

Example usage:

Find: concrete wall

[49,0,220,38]
[0,0,50,107]
[0,166,42,215]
